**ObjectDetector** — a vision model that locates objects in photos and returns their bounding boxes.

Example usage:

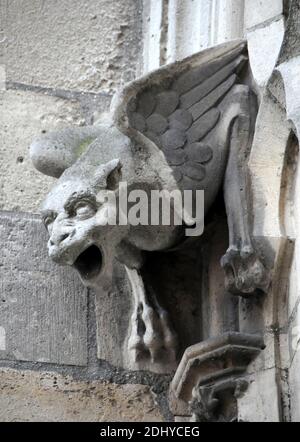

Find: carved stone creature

[30,40,269,370]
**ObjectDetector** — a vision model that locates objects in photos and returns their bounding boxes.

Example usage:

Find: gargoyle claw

[125,267,178,368]
[128,300,178,365]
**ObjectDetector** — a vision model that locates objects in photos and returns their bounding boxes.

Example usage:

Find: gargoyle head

[41,154,127,287]
[34,118,183,286]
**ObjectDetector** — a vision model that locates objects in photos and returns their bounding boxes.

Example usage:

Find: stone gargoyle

[30,40,270,371]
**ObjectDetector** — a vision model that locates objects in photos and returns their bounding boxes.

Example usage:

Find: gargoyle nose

[49,231,74,247]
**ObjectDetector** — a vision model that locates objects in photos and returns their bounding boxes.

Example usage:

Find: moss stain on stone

[75,137,95,157]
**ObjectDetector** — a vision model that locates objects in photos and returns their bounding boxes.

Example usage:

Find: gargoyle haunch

[30,40,270,370]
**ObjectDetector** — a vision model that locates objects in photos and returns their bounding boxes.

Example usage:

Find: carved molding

[169,333,264,422]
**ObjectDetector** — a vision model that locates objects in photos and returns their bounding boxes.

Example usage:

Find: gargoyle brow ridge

[63,190,97,213]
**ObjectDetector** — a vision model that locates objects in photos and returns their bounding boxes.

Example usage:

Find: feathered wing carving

[112,40,247,187]
[30,40,247,184]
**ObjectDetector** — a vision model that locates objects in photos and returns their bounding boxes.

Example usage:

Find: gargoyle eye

[72,200,96,219]
[44,217,52,226]
[42,212,57,231]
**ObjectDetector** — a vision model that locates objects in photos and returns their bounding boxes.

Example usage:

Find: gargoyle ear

[93,159,122,190]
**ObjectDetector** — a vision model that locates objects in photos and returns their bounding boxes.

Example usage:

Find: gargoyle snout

[49,228,76,247]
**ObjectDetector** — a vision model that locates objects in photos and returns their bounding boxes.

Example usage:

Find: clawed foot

[128,300,178,365]
[221,245,270,296]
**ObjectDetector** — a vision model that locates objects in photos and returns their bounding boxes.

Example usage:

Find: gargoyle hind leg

[222,88,270,296]
[125,267,177,367]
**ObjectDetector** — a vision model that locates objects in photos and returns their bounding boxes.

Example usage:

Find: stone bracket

[169,332,264,422]
[190,376,248,422]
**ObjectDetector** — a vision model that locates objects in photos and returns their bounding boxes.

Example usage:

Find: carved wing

[112,40,247,186]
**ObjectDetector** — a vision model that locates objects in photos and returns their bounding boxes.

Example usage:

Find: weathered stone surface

[163,148,186,166]
[169,109,193,131]
[2,0,142,94]
[180,55,246,109]
[277,0,300,64]
[244,0,283,30]
[189,74,236,121]
[93,263,132,368]
[276,51,300,419]
[0,211,88,366]
[186,143,213,164]
[249,93,291,239]
[187,109,220,143]
[289,346,300,422]
[166,0,244,62]
[286,151,300,352]
[238,369,281,422]
[277,55,300,136]
[137,92,156,117]
[169,333,264,422]
[129,112,146,132]
[31,126,106,179]
[0,89,85,212]
[0,368,164,422]
[183,162,206,182]
[142,0,166,72]
[146,113,168,135]
[287,300,300,364]
[212,0,245,44]
[167,0,208,61]
[161,128,186,150]
[155,91,179,117]
[247,18,285,87]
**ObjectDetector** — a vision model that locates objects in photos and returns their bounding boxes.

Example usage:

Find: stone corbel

[169,333,264,422]
[190,377,248,422]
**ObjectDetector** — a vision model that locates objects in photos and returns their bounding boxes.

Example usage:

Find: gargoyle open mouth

[73,245,103,280]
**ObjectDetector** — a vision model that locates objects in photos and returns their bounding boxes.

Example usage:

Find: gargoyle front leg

[125,267,177,366]
[222,90,269,296]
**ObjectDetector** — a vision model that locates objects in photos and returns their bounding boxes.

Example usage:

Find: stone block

[238,369,280,422]
[0,368,164,422]
[0,89,85,212]
[249,93,290,239]
[2,0,142,94]
[0,211,88,366]
[166,0,244,63]
[247,18,285,87]
[244,0,283,30]
[287,299,300,365]
[213,0,245,44]
[143,0,165,71]
[289,347,300,422]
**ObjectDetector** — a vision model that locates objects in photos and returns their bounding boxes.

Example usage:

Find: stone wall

[0,0,142,213]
